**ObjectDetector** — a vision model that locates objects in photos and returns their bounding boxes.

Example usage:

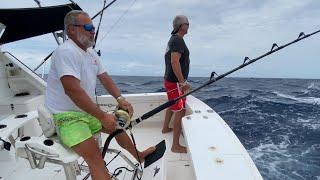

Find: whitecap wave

[274,91,320,105]
[307,82,320,91]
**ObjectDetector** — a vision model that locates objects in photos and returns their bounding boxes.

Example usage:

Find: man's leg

[72,137,110,180]
[102,129,156,161]
[171,109,187,153]
[54,112,111,179]
[162,108,174,133]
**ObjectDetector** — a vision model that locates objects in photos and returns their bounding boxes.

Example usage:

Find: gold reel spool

[114,108,131,129]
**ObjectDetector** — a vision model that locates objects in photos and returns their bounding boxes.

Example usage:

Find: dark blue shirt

[164,35,190,82]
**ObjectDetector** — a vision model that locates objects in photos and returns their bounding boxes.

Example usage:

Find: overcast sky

[1,0,320,79]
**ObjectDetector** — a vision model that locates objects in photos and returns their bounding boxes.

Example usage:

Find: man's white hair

[171,15,188,34]
[64,10,89,34]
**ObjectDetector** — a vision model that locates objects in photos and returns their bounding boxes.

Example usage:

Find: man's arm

[61,75,105,120]
[171,52,190,92]
[61,75,117,132]
[97,72,121,99]
[171,52,185,83]
[98,73,133,116]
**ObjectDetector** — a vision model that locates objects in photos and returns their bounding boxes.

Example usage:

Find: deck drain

[203,115,208,119]
[208,146,216,151]
[195,110,201,113]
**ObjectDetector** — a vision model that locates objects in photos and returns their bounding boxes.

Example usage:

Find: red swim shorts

[164,79,186,111]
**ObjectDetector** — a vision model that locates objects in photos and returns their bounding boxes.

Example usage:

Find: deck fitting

[207,109,214,113]
[208,146,216,151]
[215,158,223,164]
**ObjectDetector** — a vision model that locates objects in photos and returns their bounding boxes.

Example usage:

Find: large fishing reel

[114,107,131,129]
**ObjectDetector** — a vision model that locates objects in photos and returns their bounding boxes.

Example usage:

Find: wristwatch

[116,95,125,102]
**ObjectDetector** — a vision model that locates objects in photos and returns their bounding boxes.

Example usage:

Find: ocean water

[96,76,320,180]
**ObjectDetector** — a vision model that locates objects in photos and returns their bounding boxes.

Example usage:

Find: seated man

[45,10,155,180]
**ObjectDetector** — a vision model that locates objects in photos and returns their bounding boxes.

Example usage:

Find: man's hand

[179,81,191,93]
[100,113,117,134]
[117,98,134,117]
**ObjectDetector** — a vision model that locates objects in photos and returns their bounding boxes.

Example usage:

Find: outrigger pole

[34,0,119,72]
[102,29,320,157]
[91,0,118,20]
[93,0,107,48]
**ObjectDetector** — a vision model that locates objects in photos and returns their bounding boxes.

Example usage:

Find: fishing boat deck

[0,93,263,180]
[0,116,195,180]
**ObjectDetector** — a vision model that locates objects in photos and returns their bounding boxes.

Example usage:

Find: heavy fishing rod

[102,29,320,158]
[34,0,119,71]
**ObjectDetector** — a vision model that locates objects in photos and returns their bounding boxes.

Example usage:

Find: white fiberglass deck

[0,93,262,180]
[0,115,195,180]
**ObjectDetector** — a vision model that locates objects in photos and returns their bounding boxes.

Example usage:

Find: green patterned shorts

[53,111,102,148]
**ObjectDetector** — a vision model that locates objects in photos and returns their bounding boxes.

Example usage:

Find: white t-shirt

[45,39,105,114]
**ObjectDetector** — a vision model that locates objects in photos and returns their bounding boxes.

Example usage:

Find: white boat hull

[0,51,263,179]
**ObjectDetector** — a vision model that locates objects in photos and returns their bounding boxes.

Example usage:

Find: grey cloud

[1,0,320,78]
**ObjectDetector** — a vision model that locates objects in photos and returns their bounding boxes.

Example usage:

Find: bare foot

[162,127,173,134]
[137,146,156,162]
[171,145,187,153]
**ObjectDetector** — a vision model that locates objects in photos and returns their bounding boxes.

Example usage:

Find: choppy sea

[96,76,320,180]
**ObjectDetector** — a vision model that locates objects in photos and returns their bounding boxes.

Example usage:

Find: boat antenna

[102,29,320,157]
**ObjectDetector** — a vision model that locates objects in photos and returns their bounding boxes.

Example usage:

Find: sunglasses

[72,24,95,32]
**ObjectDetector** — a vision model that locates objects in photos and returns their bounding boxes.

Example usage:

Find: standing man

[45,10,155,180]
[162,15,191,153]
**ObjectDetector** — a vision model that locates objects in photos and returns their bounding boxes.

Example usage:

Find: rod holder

[210,72,218,80]
[271,43,279,51]
[298,32,305,39]
[243,57,250,64]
